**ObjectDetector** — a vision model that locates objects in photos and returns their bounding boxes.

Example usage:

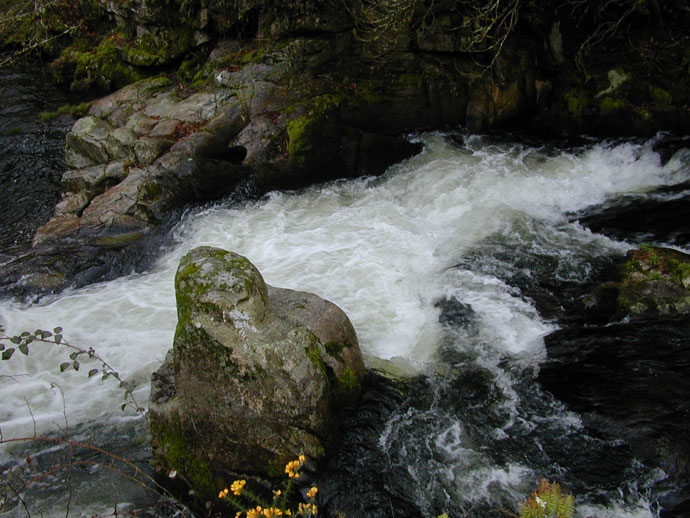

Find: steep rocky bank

[1,0,689,297]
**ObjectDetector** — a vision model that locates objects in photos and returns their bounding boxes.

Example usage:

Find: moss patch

[151,416,217,503]
[565,89,590,122]
[68,34,145,91]
[286,94,343,171]
[333,366,361,399]
[598,96,625,115]
[2,126,22,136]
[37,102,91,122]
[305,338,328,378]
[651,87,673,110]
[323,341,345,362]
[122,26,195,68]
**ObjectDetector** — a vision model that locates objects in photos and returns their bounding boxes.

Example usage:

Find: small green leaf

[59,362,70,372]
[0,343,4,351]
[69,352,78,360]
[72,360,80,371]
[10,336,21,344]
[53,327,63,334]
[18,343,29,355]
[88,368,99,377]
[121,403,127,412]
[25,335,35,344]
[2,348,15,360]
[20,331,30,337]
[55,334,63,344]
[102,372,110,380]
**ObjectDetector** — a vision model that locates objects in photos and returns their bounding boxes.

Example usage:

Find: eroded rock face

[149,246,365,500]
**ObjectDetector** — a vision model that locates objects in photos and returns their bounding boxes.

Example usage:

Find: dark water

[0,60,77,252]
[317,137,690,518]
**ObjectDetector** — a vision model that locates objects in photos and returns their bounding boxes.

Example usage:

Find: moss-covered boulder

[149,246,365,503]
[588,246,690,321]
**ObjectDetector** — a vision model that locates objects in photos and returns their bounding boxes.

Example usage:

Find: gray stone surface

[149,247,365,498]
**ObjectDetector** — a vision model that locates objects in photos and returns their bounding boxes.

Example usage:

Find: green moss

[334,367,360,398]
[305,339,327,378]
[598,96,625,114]
[151,417,216,502]
[324,341,345,361]
[565,89,590,121]
[2,0,110,56]
[397,73,423,88]
[37,102,91,122]
[178,57,203,83]
[123,27,195,67]
[70,35,144,91]
[651,87,673,110]
[2,126,22,136]
[286,94,343,169]
[636,108,652,121]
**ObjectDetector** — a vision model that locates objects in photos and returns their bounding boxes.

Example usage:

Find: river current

[1,72,690,517]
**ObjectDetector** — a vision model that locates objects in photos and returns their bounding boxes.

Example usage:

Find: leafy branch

[0,325,143,414]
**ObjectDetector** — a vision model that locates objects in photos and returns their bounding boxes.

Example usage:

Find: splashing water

[2,132,688,517]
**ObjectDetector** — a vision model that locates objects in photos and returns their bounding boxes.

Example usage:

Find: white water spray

[1,133,687,517]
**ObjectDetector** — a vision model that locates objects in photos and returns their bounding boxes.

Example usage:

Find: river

[1,68,690,517]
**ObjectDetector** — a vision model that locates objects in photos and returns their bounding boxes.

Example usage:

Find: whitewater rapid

[2,132,688,517]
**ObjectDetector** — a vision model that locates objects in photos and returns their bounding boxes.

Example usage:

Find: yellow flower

[236,513,243,518]
[298,454,306,463]
[262,507,283,517]
[231,479,247,496]
[297,502,318,516]
[285,458,303,479]
[218,487,230,499]
[247,506,263,518]
[273,489,282,497]
[306,486,318,499]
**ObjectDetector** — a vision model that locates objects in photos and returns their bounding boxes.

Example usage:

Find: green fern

[519,479,575,518]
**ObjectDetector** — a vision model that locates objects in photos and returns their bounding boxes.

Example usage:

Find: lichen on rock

[586,246,690,321]
[149,246,365,502]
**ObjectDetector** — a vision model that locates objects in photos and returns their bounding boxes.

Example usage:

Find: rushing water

[2,109,690,516]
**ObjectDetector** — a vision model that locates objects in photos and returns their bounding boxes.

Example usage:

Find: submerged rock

[149,246,365,502]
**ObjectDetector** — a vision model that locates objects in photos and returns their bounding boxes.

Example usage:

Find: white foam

[1,134,686,442]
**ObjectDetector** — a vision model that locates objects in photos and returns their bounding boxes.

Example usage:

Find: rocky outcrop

[149,246,365,501]
[1,27,527,297]
[3,0,690,298]
[586,246,690,321]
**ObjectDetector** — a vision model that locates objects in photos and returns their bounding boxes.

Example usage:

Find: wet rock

[149,247,365,500]
[65,116,113,168]
[585,246,690,321]
[134,137,174,165]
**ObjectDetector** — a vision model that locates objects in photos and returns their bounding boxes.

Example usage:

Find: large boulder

[149,246,365,502]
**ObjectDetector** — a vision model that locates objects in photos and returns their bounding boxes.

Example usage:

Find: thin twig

[0,26,76,68]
